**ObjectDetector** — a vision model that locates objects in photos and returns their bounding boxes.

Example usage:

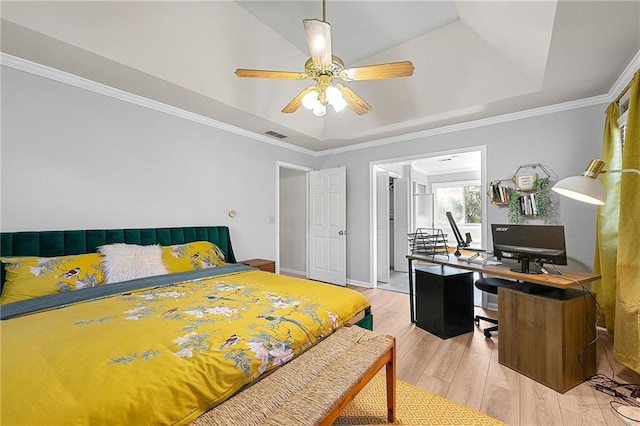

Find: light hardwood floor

[350,285,640,426]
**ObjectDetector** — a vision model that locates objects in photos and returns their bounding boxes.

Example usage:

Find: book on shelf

[517,193,538,216]
[530,193,537,215]
[490,182,510,204]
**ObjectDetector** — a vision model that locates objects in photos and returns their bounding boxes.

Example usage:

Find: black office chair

[474,277,524,338]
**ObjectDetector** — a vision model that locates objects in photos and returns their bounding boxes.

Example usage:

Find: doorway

[370,147,487,305]
[277,163,348,286]
[277,162,311,277]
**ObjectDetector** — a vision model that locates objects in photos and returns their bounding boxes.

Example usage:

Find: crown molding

[0,53,317,157]
[317,94,609,156]
[3,50,636,158]
[609,49,640,100]
[318,50,639,156]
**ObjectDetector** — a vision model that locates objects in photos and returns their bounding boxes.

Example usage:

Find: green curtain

[614,70,640,373]
[592,103,622,333]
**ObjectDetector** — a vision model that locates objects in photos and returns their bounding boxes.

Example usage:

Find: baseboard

[279,267,306,277]
[279,269,372,288]
[346,279,372,288]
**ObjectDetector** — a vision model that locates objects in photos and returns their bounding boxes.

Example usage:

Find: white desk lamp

[552,159,640,205]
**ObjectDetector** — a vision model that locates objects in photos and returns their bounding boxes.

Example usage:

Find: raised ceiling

[236,1,461,65]
[1,1,639,153]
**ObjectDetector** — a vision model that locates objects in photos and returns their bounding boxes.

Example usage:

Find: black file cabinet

[415,264,474,339]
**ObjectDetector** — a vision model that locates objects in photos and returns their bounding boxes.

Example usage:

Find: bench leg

[386,337,396,422]
[319,335,397,426]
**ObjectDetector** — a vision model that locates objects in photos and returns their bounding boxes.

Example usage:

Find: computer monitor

[491,224,567,274]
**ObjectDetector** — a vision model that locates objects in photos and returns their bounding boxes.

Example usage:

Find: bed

[0,226,372,425]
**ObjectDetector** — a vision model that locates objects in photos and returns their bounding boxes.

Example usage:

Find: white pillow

[98,243,169,284]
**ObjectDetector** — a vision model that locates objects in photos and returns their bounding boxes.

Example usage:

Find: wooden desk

[406,251,600,393]
[498,286,597,393]
[406,252,600,323]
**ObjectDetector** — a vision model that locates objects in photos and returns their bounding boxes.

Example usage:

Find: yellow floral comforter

[0,268,370,425]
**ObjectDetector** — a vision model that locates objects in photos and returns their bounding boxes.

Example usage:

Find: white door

[376,171,390,282]
[393,178,410,273]
[308,167,347,285]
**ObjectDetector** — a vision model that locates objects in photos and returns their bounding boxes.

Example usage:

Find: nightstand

[240,258,276,273]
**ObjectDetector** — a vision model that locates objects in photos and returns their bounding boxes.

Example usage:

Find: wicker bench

[192,325,396,426]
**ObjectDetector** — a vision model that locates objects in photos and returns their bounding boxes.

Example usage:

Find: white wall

[1,65,608,284]
[279,168,306,275]
[317,104,607,284]
[0,66,316,262]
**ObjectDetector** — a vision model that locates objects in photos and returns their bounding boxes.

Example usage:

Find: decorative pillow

[1,253,105,304]
[162,241,226,273]
[98,243,169,284]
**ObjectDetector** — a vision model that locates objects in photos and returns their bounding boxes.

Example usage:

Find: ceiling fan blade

[235,69,307,80]
[303,19,332,67]
[335,84,371,115]
[282,86,316,114]
[341,61,415,81]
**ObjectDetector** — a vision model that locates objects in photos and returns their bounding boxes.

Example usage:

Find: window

[618,90,630,149]
[432,180,481,225]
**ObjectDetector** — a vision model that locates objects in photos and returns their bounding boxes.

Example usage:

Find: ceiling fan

[235,1,415,117]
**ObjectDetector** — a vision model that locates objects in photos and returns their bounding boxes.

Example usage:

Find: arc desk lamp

[553,160,640,423]
[552,159,640,205]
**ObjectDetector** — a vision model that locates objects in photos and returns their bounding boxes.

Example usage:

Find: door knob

[338,230,346,236]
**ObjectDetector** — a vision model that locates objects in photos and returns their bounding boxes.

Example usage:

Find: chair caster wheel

[474,318,480,326]
[484,330,492,338]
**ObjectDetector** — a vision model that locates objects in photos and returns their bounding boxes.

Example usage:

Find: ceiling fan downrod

[322,0,326,23]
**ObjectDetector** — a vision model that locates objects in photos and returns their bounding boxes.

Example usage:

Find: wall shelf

[489,163,553,222]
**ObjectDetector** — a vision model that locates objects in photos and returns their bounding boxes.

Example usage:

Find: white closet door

[393,178,410,273]
[376,171,390,283]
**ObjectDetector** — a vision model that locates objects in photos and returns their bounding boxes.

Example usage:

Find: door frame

[369,146,488,288]
[276,161,313,276]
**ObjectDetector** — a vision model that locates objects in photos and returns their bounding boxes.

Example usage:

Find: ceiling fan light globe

[301,90,319,110]
[332,97,347,112]
[326,85,343,104]
[312,103,326,116]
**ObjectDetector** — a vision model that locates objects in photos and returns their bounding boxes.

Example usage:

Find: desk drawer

[415,265,474,339]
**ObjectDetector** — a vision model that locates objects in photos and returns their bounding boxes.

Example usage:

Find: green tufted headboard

[0,226,236,289]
